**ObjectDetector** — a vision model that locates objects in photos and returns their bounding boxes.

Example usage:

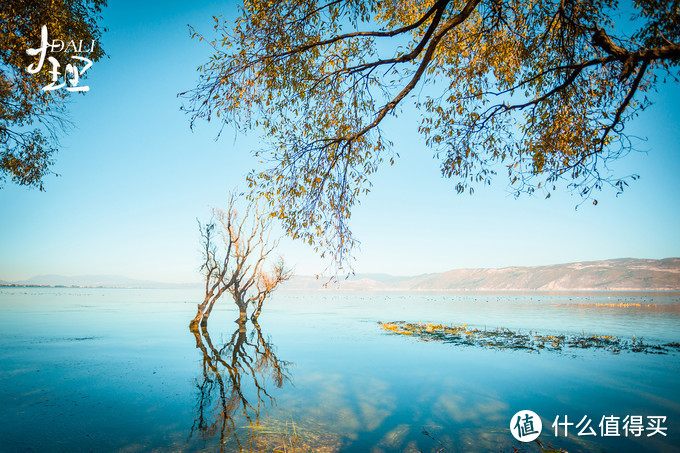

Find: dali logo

[26,25,96,92]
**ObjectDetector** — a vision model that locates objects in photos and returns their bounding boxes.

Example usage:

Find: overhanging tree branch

[182,0,680,273]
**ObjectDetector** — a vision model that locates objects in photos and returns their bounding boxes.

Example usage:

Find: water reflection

[190,321,292,452]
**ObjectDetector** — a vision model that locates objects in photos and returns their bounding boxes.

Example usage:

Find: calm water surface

[0,288,679,452]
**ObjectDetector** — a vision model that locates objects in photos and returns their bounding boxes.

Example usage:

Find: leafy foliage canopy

[182,0,680,270]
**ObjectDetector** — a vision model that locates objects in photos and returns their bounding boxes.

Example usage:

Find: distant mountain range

[2,258,678,290]
[284,258,680,291]
[0,274,199,289]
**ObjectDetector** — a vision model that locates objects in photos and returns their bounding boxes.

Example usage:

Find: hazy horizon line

[2,256,678,286]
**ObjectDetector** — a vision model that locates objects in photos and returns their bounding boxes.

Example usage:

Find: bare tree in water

[190,194,291,330]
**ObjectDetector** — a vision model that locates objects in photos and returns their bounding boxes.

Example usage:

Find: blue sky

[1,1,679,283]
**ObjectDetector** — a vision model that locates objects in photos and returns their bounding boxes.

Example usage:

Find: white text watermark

[511,410,667,442]
[26,25,96,92]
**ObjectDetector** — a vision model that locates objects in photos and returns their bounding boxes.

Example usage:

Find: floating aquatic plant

[555,303,657,308]
[379,322,680,355]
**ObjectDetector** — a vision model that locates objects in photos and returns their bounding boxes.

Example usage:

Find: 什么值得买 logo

[510,410,543,442]
[510,410,668,443]
[26,25,96,92]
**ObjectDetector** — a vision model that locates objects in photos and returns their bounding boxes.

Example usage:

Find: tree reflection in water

[190,321,292,452]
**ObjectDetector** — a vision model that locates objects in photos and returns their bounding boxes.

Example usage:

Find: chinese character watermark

[510,410,543,442]
[511,412,668,443]
[552,415,667,438]
[26,25,96,92]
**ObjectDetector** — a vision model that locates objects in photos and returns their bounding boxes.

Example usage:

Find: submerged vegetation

[555,302,658,308]
[418,429,567,453]
[380,322,680,355]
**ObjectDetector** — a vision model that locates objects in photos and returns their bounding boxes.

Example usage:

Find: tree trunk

[237,304,247,324]
[250,302,263,322]
[189,311,202,330]
[201,297,218,328]
[190,295,212,330]
[232,292,248,324]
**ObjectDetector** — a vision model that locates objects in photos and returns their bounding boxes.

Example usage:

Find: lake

[0,288,679,452]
